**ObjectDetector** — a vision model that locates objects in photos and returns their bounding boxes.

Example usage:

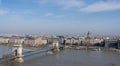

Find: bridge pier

[8,44,24,66]
[0,44,24,66]
[52,41,60,52]
[12,44,24,63]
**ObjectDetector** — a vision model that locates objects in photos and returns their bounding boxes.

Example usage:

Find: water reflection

[11,58,24,66]
[1,58,24,66]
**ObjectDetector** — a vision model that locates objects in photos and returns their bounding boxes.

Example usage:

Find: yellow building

[35,38,43,46]
[24,39,35,46]
[24,37,48,46]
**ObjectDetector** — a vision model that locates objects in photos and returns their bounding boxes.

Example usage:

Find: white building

[0,38,9,44]
[9,38,24,44]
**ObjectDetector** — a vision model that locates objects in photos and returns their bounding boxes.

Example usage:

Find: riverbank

[62,45,120,53]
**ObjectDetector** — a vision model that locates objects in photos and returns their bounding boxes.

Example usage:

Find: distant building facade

[0,37,9,44]
[118,40,120,49]
[81,31,103,46]
[64,37,81,45]
[24,37,48,46]
[104,39,118,48]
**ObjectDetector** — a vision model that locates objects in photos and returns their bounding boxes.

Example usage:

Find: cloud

[45,12,65,18]
[0,9,9,16]
[35,0,85,9]
[9,9,33,15]
[45,13,54,17]
[28,0,120,13]
[80,0,120,13]
[56,0,85,9]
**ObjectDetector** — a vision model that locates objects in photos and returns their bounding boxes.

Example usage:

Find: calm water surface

[23,49,120,66]
[0,45,12,57]
[0,45,120,66]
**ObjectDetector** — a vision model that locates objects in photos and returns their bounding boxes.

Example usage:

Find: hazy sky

[0,0,120,35]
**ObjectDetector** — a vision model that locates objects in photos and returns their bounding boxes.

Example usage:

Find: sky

[0,0,120,36]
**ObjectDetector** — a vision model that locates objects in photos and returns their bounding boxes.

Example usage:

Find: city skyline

[0,0,120,35]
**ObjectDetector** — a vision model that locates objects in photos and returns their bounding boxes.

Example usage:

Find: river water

[0,45,12,57]
[23,49,120,66]
[0,45,120,66]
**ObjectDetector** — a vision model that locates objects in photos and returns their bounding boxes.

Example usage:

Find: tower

[12,43,24,63]
[52,41,60,52]
[12,44,23,58]
[86,31,92,39]
[85,31,92,50]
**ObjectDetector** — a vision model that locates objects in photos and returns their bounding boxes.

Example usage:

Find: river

[0,45,120,66]
[23,49,120,66]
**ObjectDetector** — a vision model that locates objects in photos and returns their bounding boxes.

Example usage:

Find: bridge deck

[23,48,52,57]
[0,48,52,64]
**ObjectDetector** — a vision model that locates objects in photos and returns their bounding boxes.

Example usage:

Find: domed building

[83,31,103,46]
[85,31,93,39]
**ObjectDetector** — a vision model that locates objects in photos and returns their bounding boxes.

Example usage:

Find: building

[0,37,9,44]
[81,32,103,46]
[82,31,94,45]
[104,39,118,48]
[9,39,24,44]
[8,36,24,44]
[47,37,59,44]
[24,37,48,46]
[94,38,103,44]
[118,39,120,49]
[35,37,47,45]
[65,38,72,45]
[24,39,35,46]
[63,37,81,45]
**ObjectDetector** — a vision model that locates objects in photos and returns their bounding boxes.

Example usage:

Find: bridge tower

[12,44,24,63]
[52,41,60,52]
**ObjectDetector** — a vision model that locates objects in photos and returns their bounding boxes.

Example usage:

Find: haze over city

[0,0,120,35]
